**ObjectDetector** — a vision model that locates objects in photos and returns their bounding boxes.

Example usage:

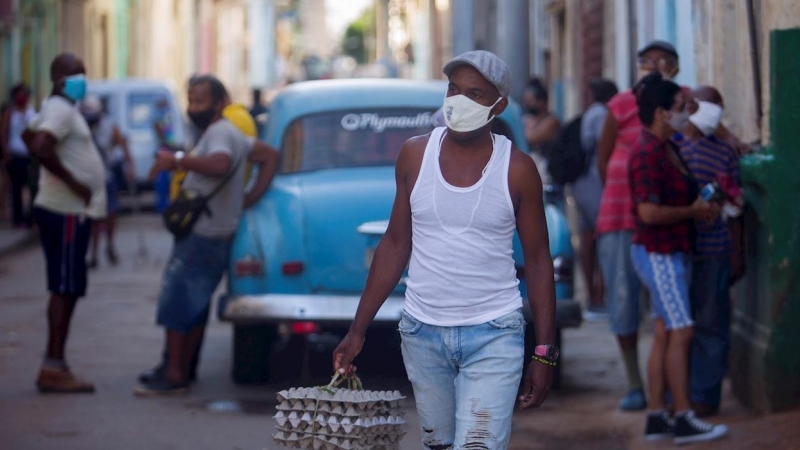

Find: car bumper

[217,293,406,326]
[218,293,582,329]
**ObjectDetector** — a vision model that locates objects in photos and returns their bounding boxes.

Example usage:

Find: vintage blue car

[217,79,580,384]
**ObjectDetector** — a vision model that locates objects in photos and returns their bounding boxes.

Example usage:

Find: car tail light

[292,321,320,335]
[553,256,573,283]
[234,255,263,277]
[282,261,304,276]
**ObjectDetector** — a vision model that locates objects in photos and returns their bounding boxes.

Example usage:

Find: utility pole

[497,0,529,102]
[452,0,475,57]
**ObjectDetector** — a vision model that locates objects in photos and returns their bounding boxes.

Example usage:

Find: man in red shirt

[595,40,681,411]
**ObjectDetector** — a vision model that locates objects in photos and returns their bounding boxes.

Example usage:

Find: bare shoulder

[509,145,539,177]
[396,132,431,169]
[508,145,543,197]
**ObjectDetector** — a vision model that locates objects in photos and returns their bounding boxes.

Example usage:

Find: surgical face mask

[62,74,87,101]
[442,94,501,133]
[83,112,101,125]
[666,110,690,132]
[689,100,724,136]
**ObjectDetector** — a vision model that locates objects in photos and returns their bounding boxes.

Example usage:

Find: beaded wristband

[531,355,557,366]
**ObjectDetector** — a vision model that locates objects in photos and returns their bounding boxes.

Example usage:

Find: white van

[86,79,187,188]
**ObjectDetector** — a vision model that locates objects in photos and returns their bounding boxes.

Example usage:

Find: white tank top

[404,127,522,326]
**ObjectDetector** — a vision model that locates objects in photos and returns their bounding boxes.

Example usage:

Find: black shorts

[34,207,93,298]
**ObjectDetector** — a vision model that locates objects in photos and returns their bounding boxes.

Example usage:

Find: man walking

[333,51,557,449]
[22,53,107,393]
[134,75,279,395]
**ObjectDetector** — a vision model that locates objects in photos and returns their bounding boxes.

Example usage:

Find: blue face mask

[62,74,87,101]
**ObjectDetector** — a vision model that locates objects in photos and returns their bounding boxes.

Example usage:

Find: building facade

[1,0,276,107]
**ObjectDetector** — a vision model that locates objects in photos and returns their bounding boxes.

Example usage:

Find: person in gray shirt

[135,75,280,396]
[572,78,618,319]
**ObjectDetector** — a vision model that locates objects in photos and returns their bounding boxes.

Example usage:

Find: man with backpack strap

[569,78,619,320]
[134,75,279,396]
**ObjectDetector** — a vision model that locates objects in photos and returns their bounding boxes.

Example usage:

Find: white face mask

[666,110,690,132]
[442,94,501,133]
[689,100,724,136]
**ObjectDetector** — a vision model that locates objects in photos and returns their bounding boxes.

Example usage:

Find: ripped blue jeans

[399,309,525,450]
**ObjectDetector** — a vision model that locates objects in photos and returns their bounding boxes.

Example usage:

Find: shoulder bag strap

[205,153,243,201]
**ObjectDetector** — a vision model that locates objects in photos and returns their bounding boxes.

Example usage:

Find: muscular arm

[513,151,556,349]
[22,129,90,203]
[151,150,233,180]
[181,153,232,177]
[512,149,556,409]
[597,113,618,183]
[243,140,280,208]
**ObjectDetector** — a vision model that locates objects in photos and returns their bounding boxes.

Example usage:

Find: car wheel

[232,324,277,384]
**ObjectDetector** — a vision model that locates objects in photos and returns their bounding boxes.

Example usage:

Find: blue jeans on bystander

[689,257,731,410]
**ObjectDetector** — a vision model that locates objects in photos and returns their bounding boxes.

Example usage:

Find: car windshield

[280,108,436,173]
[128,92,172,130]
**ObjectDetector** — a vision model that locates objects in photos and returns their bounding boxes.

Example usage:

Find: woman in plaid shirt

[628,73,727,445]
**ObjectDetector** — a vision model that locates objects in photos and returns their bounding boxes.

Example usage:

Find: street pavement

[0,214,798,450]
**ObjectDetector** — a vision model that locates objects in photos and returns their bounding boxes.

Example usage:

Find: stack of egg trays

[273,387,406,450]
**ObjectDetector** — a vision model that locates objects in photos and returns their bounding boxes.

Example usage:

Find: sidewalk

[0,222,37,257]
[508,321,800,449]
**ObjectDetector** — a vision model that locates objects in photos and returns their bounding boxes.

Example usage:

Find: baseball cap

[637,40,679,59]
[443,50,511,98]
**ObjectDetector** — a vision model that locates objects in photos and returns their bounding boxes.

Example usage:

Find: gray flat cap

[637,40,679,59]
[443,50,511,98]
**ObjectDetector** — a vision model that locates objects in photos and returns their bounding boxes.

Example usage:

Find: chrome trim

[357,220,389,235]
[218,293,405,323]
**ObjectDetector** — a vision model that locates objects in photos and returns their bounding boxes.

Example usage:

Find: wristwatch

[174,151,185,169]
[534,344,560,362]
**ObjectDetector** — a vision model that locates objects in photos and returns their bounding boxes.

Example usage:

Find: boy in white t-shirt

[22,53,106,394]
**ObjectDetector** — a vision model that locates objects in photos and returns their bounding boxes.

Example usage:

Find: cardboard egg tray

[273,387,406,450]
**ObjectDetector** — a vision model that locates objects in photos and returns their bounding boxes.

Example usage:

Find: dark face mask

[187,108,216,130]
[14,94,29,108]
[83,113,101,125]
[528,107,542,116]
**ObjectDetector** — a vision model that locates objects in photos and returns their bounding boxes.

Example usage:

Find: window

[127,92,171,130]
[280,108,436,173]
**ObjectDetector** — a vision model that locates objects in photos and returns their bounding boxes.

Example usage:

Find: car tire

[232,324,277,384]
